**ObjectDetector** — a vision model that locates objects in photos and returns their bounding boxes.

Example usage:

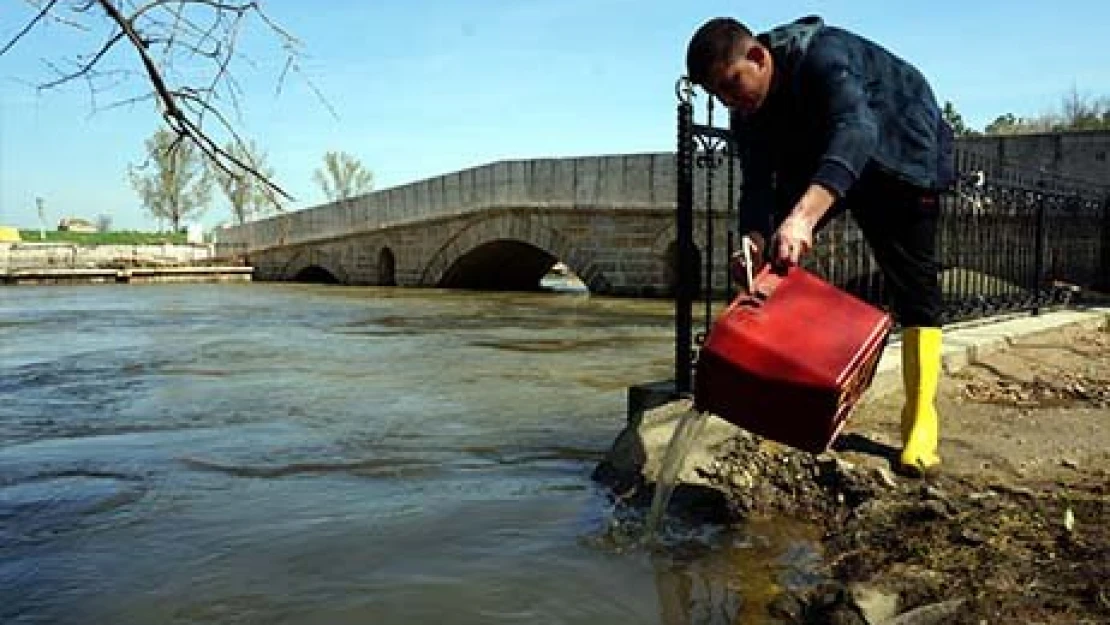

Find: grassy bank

[17,231,188,245]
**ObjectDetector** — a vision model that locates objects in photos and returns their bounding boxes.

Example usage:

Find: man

[685,16,955,477]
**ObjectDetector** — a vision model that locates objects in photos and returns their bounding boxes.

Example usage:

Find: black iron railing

[674,78,744,395]
[674,78,1110,396]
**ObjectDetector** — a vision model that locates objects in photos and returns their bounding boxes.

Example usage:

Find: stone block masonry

[956,130,1110,186]
[219,153,748,296]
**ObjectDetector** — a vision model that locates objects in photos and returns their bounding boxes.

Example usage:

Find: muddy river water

[1,283,819,624]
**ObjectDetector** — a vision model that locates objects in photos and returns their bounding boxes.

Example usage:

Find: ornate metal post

[1033,184,1048,315]
[675,77,696,396]
[701,95,716,332]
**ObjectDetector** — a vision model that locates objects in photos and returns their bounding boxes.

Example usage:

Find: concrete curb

[866,307,1110,400]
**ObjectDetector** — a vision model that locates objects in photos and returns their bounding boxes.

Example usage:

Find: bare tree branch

[287,57,340,121]
[7,0,338,208]
[39,30,126,90]
[20,0,91,30]
[97,91,157,112]
[1,0,61,57]
[90,0,293,201]
[195,8,245,133]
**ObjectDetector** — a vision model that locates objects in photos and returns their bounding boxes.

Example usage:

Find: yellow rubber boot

[899,327,942,477]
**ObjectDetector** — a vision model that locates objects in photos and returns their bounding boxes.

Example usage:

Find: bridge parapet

[215,153,717,255]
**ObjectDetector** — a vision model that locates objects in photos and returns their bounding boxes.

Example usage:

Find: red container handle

[752,264,790,300]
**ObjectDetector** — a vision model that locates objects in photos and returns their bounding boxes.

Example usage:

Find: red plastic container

[694,265,893,453]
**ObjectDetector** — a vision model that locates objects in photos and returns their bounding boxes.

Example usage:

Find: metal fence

[673,78,1110,395]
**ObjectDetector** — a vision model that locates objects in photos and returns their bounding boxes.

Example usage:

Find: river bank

[0,241,217,268]
[0,242,249,285]
[598,317,1110,624]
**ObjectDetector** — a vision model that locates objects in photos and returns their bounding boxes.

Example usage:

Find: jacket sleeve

[733,114,775,238]
[799,43,879,198]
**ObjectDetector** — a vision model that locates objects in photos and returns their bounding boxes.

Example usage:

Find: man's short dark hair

[686,18,755,86]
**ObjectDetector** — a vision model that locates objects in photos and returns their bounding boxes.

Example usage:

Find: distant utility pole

[36,197,45,240]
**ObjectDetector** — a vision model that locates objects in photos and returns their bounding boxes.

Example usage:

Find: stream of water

[643,410,711,542]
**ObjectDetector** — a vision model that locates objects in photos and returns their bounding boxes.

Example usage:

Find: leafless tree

[213,139,277,224]
[129,127,213,231]
[1060,86,1110,131]
[313,150,374,202]
[2,0,329,204]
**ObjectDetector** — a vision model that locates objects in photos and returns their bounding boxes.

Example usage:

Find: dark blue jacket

[733,16,955,235]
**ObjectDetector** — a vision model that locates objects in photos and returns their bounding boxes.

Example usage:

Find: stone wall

[245,206,741,297]
[216,141,1108,261]
[0,243,215,273]
[957,131,1110,186]
[215,153,687,255]
[218,147,1108,296]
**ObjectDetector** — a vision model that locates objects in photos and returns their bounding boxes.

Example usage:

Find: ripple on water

[0,473,147,546]
[468,335,665,353]
[177,455,443,479]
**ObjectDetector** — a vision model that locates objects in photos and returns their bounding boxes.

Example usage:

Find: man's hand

[773,213,815,266]
[773,184,837,266]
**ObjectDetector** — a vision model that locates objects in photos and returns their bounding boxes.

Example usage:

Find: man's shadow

[831,433,899,463]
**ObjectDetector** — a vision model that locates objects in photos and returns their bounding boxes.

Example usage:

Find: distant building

[57,217,98,233]
[185,223,205,244]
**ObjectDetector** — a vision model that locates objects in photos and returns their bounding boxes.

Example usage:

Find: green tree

[942,101,977,136]
[984,113,1022,135]
[129,128,213,232]
[313,151,374,202]
[984,89,1110,135]
[213,140,279,225]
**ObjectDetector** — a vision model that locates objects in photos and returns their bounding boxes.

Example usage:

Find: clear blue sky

[1,0,1108,230]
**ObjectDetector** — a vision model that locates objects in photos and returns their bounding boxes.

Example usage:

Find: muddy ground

[700,318,1110,624]
[593,317,1110,624]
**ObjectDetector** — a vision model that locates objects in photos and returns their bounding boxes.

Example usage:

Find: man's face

[705,44,772,116]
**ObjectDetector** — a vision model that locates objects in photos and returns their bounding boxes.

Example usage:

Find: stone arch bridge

[216,154,739,296]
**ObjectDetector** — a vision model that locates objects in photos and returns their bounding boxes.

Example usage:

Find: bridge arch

[295,265,340,284]
[378,247,397,286]
[420,212,610,292]
[652,223,710,296]
[279,247,350,284]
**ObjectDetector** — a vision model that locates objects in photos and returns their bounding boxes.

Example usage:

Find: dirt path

[847,321,1110,485]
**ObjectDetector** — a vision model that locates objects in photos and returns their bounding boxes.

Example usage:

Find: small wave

[0,469,142,487]
[469,334,666,353]
[0,472,148,546]
[178,456,439,478]
[459,445,605,465]
[157,367,232,377]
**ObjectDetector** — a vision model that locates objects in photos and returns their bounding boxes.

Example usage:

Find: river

[1,283,819,625]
